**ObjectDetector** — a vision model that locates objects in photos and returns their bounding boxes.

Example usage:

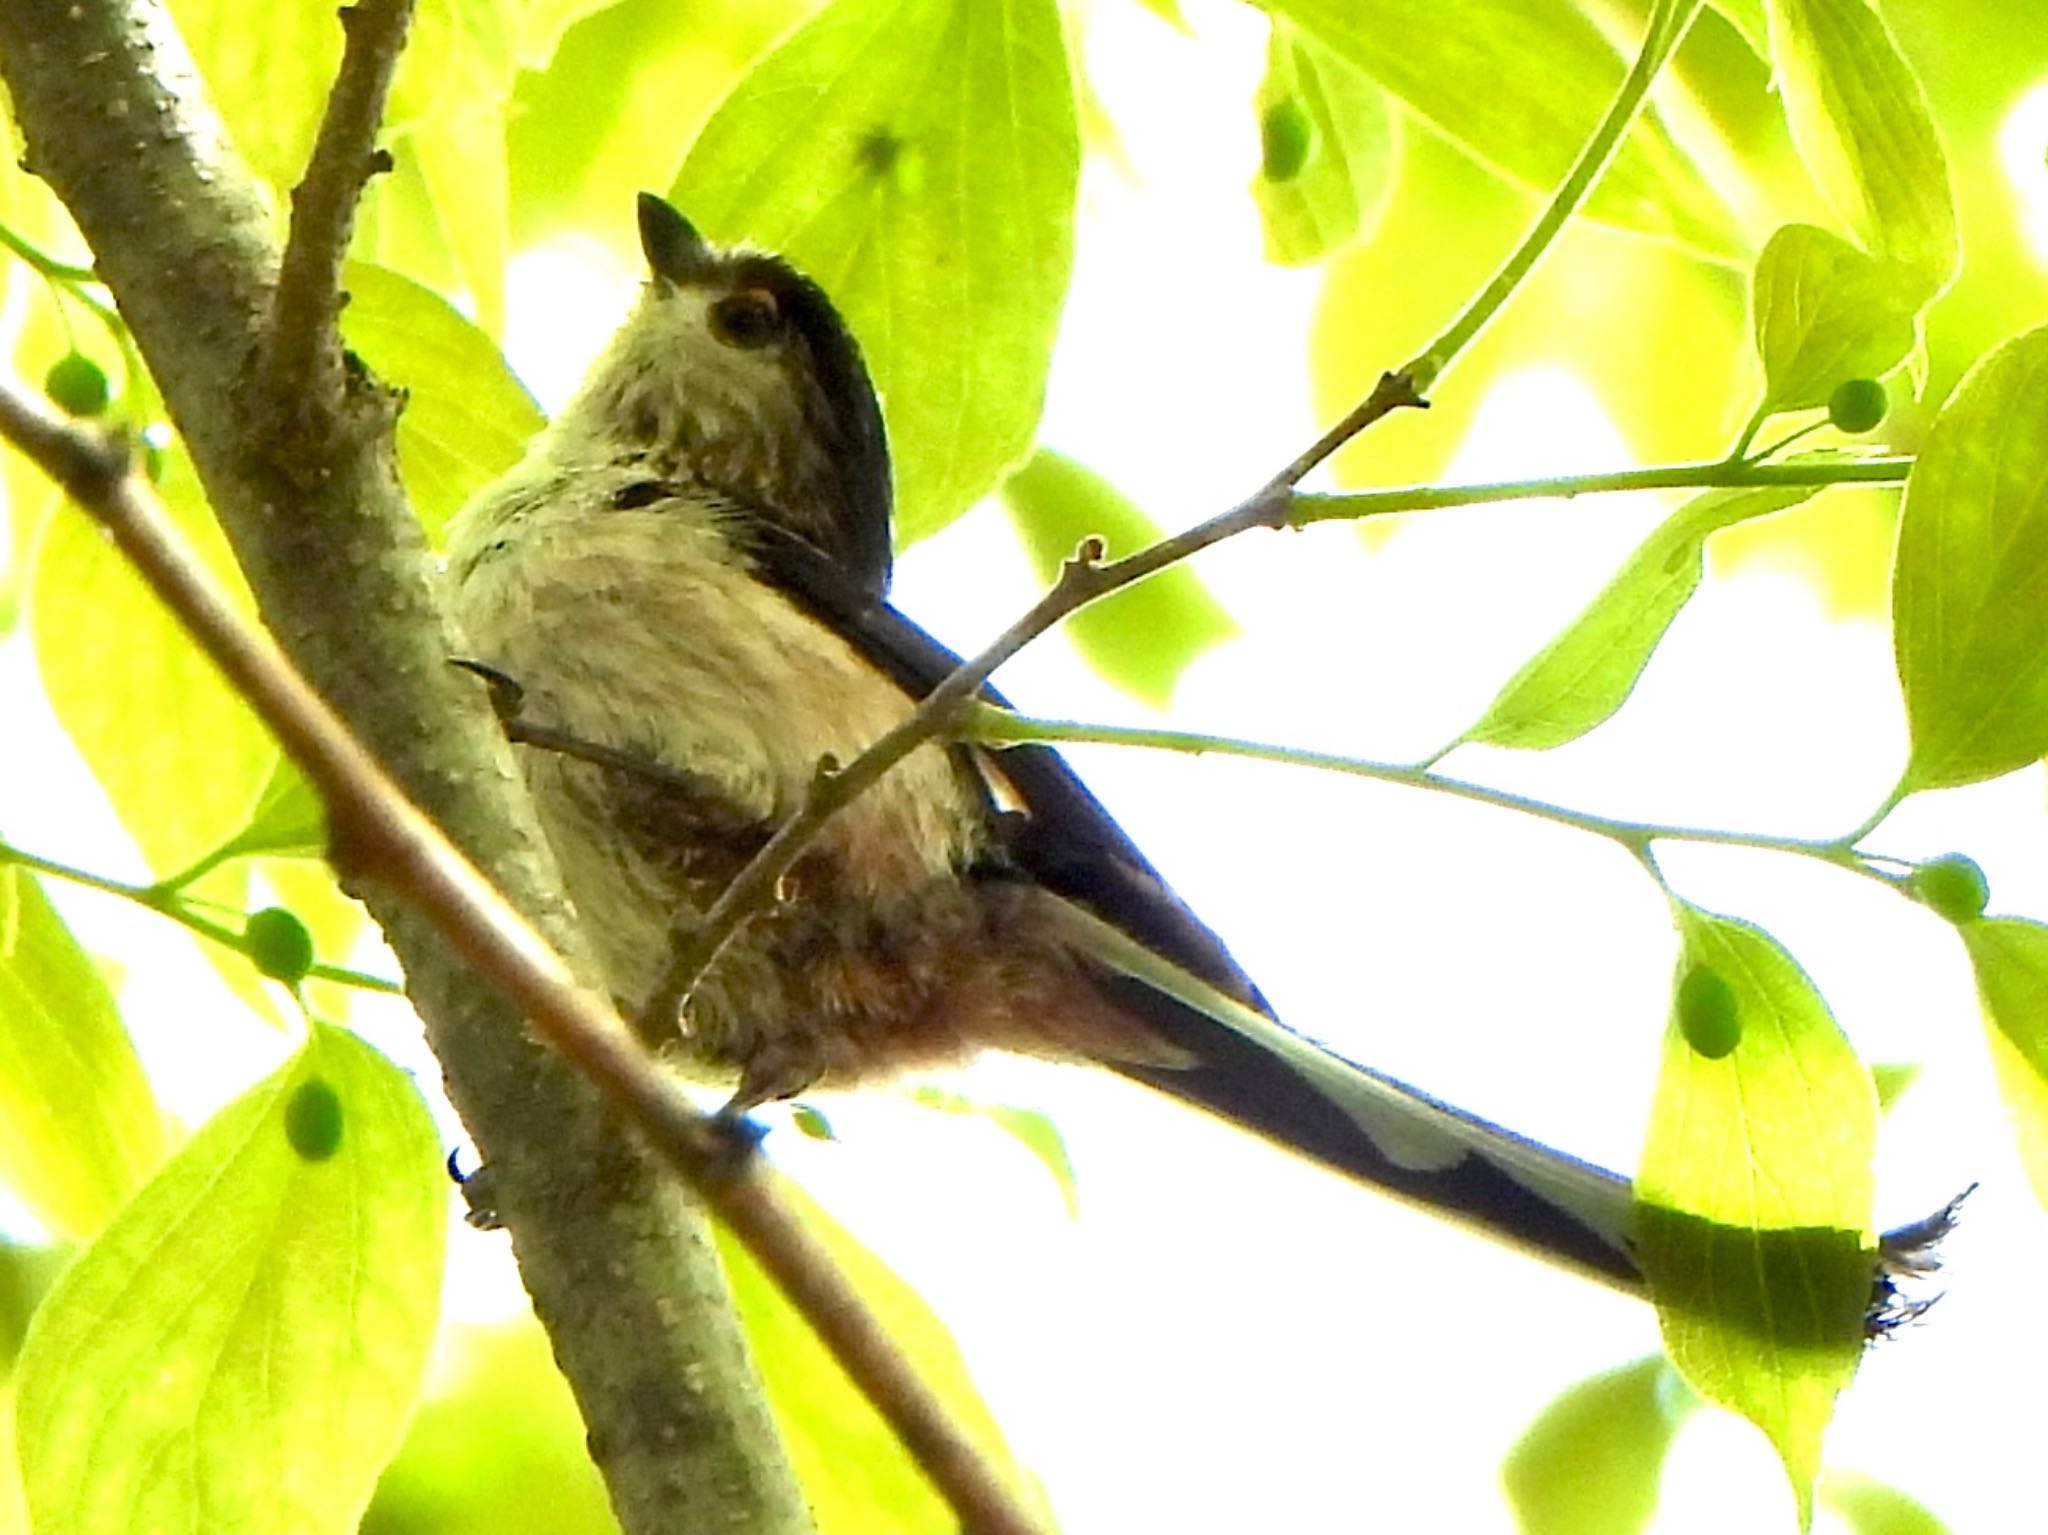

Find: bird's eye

[709,288,782,349]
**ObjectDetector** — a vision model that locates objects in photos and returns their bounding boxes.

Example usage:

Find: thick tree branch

[0,2,814,1530]
[265,0,415,408]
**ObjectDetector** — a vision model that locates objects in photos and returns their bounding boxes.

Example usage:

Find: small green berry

[790,1104,837,1141]
[284,1078,345,1161]
[245,906,315,985]
[1827,377,1887,434]
[1911,853,1988,924]
[44,352,110,417]
[1260,99,1313,183]
[1676,964,1740,1060]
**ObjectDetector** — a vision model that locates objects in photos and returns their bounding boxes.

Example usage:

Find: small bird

[443,194,1939,1307]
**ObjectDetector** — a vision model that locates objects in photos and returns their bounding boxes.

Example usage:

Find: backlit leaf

[716,1179,1045,1533]
[1461,483,1818,750]
[1765,0,1956,300]
[1960,918,2048,1209]
[672,0,1080,544]
[1000,449,1236,708]
[15,1023,446,1535]
[1751,224,1917,411]
[341,261,544,538]
[0,869,166,1240]
[1636,905,1876,1529]
[32,449,277,875]
[1503,1354,1692,1535]
[1265,0,1741,260]
[1893,325,2048,791]
[1251,20,1399,266]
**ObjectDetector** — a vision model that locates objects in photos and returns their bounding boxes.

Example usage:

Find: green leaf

[911,1085,1081,1218]
[15,1022,446,1535]
[1764,0,1957,300]
[1960,917,2048,1209]
[221,756,331,865]
[1000,449,1236,707]
[1709,0,1771,57]
[1502,1355,1692,1535]
[672,0,1080,544]
[1636,906,1877,1530]
[0,869,167,1240]
[1264,0,1741,260]
[31,449,278,874]
[1820,1473,1953,1535]
[363,1317,618,1535]
[716,1180,1045,1534]
[1251,20,1399,266]
[408,113,513,341]
[340,261,544,539]
[1751,224,1918,411]
[1460,483,1819,750]
[1893,324,2048,791]
[168,0,338,191]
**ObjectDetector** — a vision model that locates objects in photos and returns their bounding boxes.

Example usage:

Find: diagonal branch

[0,379,1052,1535]
[264,0,416,408]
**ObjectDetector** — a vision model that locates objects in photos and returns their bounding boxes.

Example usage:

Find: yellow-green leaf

[1503,1355,1693,1535]
[1765,0,1956,300]
[1960,917,2048,1209]
[1461,483,1819,750]
[340,261,543,539]
[1820,1472,1953,1535]
[1264,0,1741,260]
[1636,906,1876,1529]
[716,1180,1045,1533]
[1710,0,1771,57]
[1000,449,1236,708]
[1893,325,2048,791]
[911,1085,1081,1218]
[1751,224,1918,411]
[168,0,338,191]
[1252,19,1399,266]
[672,0,1080,544]
[31,450,277,875]
[0,869,167,1240]
[15,1022,446,1535]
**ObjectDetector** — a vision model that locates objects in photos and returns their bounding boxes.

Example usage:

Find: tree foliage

[1,0,2045,1531]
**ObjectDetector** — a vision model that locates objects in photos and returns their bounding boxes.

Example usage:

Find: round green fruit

[44,352,110,417]
[1911,853,1988,923]
[245,906,315,985]
[285,1078,345,1161]
[1676,964,1740,1059]
[1260,99,1312,183]
[1827,377,1887,434]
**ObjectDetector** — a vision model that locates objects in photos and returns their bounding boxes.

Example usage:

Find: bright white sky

[8,1,2048,1531]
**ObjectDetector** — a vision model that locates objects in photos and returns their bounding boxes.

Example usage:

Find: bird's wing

[744,523,1646,1292]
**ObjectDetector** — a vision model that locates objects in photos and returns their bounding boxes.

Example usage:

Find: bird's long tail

[1067,903,1965,1324]
[1066,906,1645,1294]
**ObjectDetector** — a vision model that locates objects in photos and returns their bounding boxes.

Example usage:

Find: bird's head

[555,193,893,593]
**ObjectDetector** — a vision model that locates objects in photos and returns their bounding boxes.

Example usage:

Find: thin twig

[1291,453,1911,526]
[966,707,1909,892]
[0,382,1049,1535]
[264,0,414,406]
[0,838,407,995]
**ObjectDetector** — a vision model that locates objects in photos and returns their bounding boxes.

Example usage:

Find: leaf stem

[1291,452,1909,526]
[0,218,99,285]
[0,839,405,995]
[1400,0,1708,397]
[965,706,1907,892]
